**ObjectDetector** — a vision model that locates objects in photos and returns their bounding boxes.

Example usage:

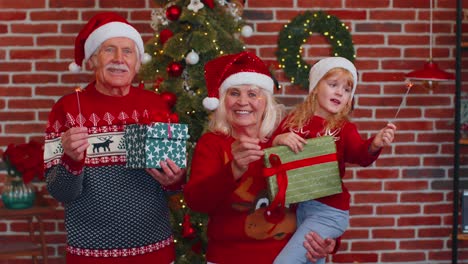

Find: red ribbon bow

[263,152,338,214]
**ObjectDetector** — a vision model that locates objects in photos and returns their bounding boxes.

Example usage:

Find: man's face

[90,37,140,93]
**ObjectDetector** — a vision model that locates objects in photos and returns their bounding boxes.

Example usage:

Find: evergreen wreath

[276,11,355,89]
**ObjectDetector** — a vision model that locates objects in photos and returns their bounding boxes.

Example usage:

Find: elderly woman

[183,51,337,264]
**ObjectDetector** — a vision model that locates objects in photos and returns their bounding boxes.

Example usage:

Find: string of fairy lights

[276,11,355,90]
[148,2,250,118]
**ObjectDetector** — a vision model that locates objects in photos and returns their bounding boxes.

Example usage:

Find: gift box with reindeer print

[263,136,342,205]
[125,123,189,169]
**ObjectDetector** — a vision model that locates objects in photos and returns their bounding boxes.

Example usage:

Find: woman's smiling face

[224,84,267,137]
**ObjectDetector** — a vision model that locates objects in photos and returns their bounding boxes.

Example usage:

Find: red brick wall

[0,0,467,263]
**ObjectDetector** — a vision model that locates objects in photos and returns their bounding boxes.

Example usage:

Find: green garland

[276,11,355,89]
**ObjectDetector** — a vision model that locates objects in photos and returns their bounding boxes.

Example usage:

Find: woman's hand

[304,231,336,262]
[231,136,264,180]
[146,159,186,187]
[61,127,89,161]
[272,132,307,154]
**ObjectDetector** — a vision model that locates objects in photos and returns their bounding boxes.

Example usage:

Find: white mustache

[105,63,129,71]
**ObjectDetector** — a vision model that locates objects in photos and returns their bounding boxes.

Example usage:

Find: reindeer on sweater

[92,136,114,153]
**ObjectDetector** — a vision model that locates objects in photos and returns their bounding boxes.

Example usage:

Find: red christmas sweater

[43,82,176,263]
[272,115,381,211]
[184,132,297,264]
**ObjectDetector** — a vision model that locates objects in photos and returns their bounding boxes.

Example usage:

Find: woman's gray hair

[208,86,285,141]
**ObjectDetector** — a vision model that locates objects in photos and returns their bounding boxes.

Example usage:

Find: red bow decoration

[182,214,196,238]
[262,152,338,221]
[263,154,288,224]
[141,110,179,125]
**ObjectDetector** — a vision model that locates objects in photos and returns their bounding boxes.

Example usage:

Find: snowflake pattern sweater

[272,115,381,211]
[43,82,175,262]
[184,132,297,264]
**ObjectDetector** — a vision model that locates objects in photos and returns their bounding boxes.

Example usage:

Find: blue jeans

[274,200,349,264]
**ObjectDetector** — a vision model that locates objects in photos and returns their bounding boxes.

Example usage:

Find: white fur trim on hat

[308,57,358,98]
[219,72,274,95]
[84,21,145,62]
[203,97,219,111]
[68,62,81,73]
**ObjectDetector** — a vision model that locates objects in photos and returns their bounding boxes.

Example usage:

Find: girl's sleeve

[183,134,238,214]
[342,123,381,166]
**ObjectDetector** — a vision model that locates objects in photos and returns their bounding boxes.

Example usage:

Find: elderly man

[43,12,184,264]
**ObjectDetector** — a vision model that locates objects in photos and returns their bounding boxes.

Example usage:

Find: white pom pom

[68,62,81,73]
[241,25,253,38]
[203,97,219,111]
[185,50,199,65]
[142,53,152,64]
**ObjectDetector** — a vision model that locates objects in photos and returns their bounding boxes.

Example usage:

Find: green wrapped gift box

[263,136,342,206]
[125,123,189,168]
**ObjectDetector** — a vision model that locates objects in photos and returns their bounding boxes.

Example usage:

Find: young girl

[272,57,396,264]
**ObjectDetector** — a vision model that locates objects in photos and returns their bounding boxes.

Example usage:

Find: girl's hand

[272,132,307,154]
[371,122,397,153]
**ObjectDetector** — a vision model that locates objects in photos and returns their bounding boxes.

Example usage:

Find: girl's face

[314,70,353,119]
[224,85,266,137]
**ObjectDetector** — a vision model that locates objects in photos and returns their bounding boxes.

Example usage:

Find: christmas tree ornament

[227,0,244,18]
[185,50,200,65]
[166,5,182,21]
[167,61,184,77]
[151,9,168,30]
[159,28,174,45]
[241,25,253,37]
[188,0,205,13]
[182,214,196,238]
[161,91,178,109]
[153,77,165,91]
[202,0,215,8]
[142,53,152,64]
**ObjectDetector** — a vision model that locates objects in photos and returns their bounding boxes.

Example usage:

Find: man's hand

[304,231,336,263]
[61,127,89,161]
[146,159,186,187]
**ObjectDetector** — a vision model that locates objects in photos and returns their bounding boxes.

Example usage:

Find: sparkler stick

[75,87,83,127]
[391,82,413,122]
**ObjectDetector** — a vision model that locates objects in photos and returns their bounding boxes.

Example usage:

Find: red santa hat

[68,12,151,72]
[308,57,358,98]
[203,51,274,110]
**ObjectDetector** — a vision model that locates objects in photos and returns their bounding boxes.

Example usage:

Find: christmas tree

[139,0,251,262]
